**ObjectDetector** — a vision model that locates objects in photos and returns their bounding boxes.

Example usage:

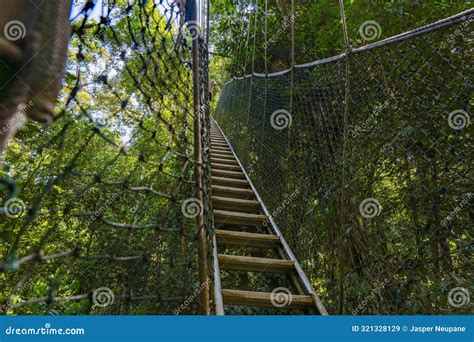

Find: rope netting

[1,0,210,315]
[214,4,473,315]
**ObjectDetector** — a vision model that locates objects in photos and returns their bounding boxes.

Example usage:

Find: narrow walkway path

[210,119,328,315]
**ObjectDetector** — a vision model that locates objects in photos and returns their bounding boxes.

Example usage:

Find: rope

[230,8,474,80]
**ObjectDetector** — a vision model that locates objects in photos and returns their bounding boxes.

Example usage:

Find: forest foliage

[1,1,198,315]
[0,0,472,316]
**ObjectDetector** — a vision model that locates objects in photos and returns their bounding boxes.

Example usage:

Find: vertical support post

[289,0,295,114]
[338,0,351,315]
[191,0,210,315]
[212,234,225,315]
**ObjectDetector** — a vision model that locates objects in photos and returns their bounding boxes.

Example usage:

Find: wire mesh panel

[0,0,209,315]
[214,11,473,315]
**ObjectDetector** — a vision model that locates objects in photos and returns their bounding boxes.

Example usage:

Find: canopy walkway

[0,1,472,316]
[210,119,327,315]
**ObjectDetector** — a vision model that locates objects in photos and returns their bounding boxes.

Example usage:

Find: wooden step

[211,152,234,157]
[215,229,280,248]
[212,196,260,212]
[211,163,241,172]
[212,149,232,154]
[214,209,266,226]
[221,289,313,309]
[212,186,254,199]
[212,142,229,147]
[218,254,294,273]
[212,152,235,159]
[212,176,249,188]
[212,147,232,153]
[212,169,245,179]
[212,156,236,163]
[211,157,238,165]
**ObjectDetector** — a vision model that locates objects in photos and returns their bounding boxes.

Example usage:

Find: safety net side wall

[213,17,472,314]
[1,1,207,315]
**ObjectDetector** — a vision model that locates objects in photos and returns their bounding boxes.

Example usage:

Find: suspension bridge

[0,1,472,316]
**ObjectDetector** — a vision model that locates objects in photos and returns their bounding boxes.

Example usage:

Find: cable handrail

[228,8,473,82]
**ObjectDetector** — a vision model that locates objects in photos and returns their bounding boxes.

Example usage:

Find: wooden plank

[211,163,241,171]
[212,150,232,155]
[212,196,260,212]
[211,152,235,159]
[215,229,280,248]
[212,169,246,179]
[212,147,232,152]
[214,209,265,226]
[212,185,254,199]
[212,185,253,193]
[221,289,313,309]
[211,152,234,157]
[211,176,249,188]
[211,157,238,165]
[218,254,294,273]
